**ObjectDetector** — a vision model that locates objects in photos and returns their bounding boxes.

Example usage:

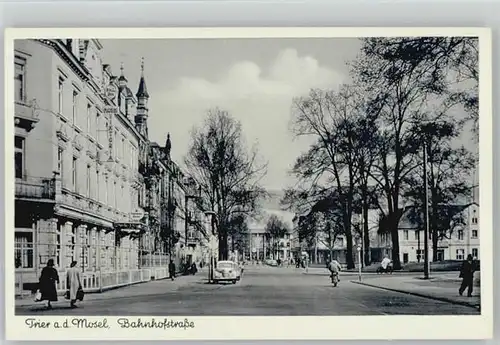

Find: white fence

[15,268,155,297]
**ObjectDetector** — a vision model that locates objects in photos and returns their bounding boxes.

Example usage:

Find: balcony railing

[14,100,40,133]
[15,176,55,200]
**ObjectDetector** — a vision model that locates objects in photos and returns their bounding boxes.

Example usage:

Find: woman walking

[66,261,82,308]
[38,259,59,309]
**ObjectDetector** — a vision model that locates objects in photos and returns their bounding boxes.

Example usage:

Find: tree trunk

[363,204,371,266]
[345,230,355,269]
[389,214,402,270]
[218,231,229,261]
[430,189,439,262]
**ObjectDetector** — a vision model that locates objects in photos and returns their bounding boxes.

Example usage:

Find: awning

[114,222,145,233]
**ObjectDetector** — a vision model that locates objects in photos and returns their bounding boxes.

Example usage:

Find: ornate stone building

[14,39,150,293]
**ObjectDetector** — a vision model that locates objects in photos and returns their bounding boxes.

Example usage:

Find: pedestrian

[38,259,59,309]
[459,254,476,297]
[66,261,82,308]
[169,260,176,281]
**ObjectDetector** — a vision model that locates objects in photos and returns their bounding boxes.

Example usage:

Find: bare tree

[287,85,380,269]
[351,37,478,269]
[265,214,289,260]
[403,121,476,260]
[185,108,268,260]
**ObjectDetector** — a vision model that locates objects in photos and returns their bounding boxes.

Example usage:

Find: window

[458,230,464,240]
[87,103,92,132]
[58,77,64,114]
[121,185,125,207]
[104,177,108,204]
[456,249,465,260]
[472,217,478,225]
[86,165,91,197]
[57,147,64,179]
[121,138,125,160]
[15,232,33,269]
[14,57,26,102]
[95,170,100,202]
[95,111,100,140]
[338,237,344,247]
[403,230,409,241]
[472,230,478,239]
[72,90,78,124]
[414,231,419,241]
[15,136,24,179]
[114,181,117,208]
[472,248,478,259]
[72,156,78,190]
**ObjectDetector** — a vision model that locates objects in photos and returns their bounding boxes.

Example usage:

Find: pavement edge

[350,280,481,311]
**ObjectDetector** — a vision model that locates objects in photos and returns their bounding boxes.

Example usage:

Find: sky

[100,38,362,192]
[99,38,478,212]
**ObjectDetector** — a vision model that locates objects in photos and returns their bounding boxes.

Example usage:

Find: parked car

[213,260,241,284]
[265,259,278,267]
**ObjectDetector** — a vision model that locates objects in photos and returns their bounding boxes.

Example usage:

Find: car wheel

[232,280,237,284]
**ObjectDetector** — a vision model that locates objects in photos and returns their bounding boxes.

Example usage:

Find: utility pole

[423,139,430,279]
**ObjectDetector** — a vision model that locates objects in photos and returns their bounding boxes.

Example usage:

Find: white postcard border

[4,27,493,341]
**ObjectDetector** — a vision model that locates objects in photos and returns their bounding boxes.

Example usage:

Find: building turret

[164,133,172,159]
[135,57,149,136]
[118,62,128,89]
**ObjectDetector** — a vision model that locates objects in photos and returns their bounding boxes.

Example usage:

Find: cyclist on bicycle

[327,259,342,283]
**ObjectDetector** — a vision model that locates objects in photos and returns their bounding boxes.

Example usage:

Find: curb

[351,280,480,310]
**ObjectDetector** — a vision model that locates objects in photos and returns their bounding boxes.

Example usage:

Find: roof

[136,75,149,98]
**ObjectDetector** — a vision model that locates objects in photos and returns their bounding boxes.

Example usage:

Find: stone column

[96,228,101,271]
[77,224,88,272]
[59,221,66,269]
[90,227,97,271]
[63,221,73,270]
[37,218,58,268]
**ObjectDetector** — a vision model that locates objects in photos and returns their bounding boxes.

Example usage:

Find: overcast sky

[99,38,477,199]
[100,38,362,192]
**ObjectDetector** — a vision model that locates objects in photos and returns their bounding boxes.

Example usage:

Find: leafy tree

[185,108,267,260]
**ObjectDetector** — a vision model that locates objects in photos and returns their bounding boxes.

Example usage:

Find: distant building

[398,203,480,263]
[247,209,295,262]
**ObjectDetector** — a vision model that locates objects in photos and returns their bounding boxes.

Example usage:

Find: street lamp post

[423,139,430,279]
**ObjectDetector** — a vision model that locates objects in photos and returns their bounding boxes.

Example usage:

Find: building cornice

[35,39,90,82]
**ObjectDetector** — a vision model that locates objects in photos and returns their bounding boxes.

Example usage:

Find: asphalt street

[16,266,479,316]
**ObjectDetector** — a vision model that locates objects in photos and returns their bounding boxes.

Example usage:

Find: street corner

[350,277,481,310]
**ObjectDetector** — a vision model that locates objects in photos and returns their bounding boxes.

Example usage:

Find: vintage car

[213,260,241,284]
[265,259,278,267]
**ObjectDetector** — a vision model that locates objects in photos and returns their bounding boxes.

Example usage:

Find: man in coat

[66,261,82,308]
[169,260,176,281]
[459,254,476,297]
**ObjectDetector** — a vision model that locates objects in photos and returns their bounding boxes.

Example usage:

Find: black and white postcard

[4,27,493,341]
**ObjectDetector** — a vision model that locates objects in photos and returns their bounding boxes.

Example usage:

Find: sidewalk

[351,273,480,310]
[15,272,206,308]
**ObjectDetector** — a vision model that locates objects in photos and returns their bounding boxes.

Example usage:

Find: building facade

[398,203,480,264]
[13,39,206,294]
